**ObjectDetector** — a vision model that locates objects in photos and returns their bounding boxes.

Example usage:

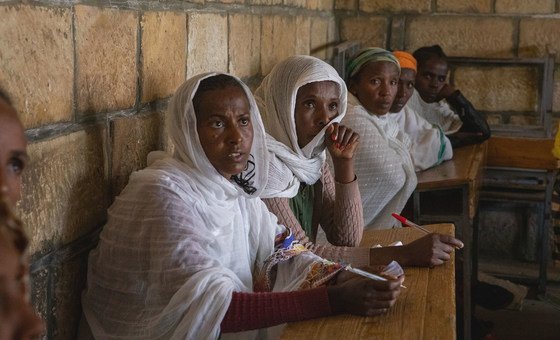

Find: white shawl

[391,104,453,171]
[342,94,417,229]
[255,55,347,198]
[407,89,462,135]
[81,73,331,339]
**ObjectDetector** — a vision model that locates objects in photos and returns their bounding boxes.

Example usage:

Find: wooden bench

[482,136,558,292]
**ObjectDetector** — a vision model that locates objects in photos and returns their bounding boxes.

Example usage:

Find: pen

[345,265,407,289]
[391,213,431,234]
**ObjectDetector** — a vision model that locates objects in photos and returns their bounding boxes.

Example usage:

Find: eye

[239,116,251,126]
[210,120,224,128]
[8,157,25,175]
[407,82,414,89]
[328,102,338,111]
[303,100,315,109]
[370,79,381,85]
[438,76,446,82]
[391,79,398,86]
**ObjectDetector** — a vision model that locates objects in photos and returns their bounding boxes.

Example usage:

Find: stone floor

[474,263,560,340]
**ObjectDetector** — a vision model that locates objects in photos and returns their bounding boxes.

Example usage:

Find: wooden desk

[281,224,456,340]
[412,142,487,340]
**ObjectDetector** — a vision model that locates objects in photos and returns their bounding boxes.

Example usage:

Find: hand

[400,233,464,267]
[328,272,403,316]
[438,83,457,100]
[325,123,359,161]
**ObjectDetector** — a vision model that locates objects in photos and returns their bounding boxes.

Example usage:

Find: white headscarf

[255,55,347,198]
[407,89,462,135]
[81,73,329,339]
[343,94,417,229]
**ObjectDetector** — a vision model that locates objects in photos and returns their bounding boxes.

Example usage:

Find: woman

[0,90,44,339]
[342,47,417,229]
[389,51,453,171]
[255,55,363,246]
[80,73,403,339]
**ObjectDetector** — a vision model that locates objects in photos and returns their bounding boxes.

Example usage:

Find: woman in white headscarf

[79,73,403,340]
[342,47,417,229]
[256,55,363,247]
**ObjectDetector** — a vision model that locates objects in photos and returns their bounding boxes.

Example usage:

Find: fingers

[328,124,359,150]
[439,234,464,249]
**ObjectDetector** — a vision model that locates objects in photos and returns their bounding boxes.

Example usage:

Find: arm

[221,287,331,332]
[445,89,491,148]
[319,164,363,246]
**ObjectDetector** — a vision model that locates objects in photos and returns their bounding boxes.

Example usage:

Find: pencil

[345,265,407,289]
[391,213,431,234]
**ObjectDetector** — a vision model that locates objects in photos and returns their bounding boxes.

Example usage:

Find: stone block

[53,254,89,340]
[251,0,282,4]
[311,17,329,60]
[261,15,298,75]
[229,14,261,78]
[284,0,306,7]
[406,16,514,57]
[453,66,539,111]
[317,0,334,10]
[335,0,357,10]
[340,16,388,49]
[0,5,73,129]
[486,113,503,125]
[111,112,163,197]
[29,265,49,333]
[17,127,109,254]
[186,12,228,79]
[554,65,560,113]
[296,16,311,55]
[509,114,538,126]
[389,16,406,50]
[141,12,186,103]
[436,0,492,13]
[359,0,431,13]
[326,18,337,61]
[496,0,555,14]
[75,6,138,114]
[519,19,560,58]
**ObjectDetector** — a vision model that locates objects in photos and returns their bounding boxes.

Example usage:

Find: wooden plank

[487,136,558,170]
[281,224,456,340]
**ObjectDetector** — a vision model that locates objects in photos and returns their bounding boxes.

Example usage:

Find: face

[349,61,400,116]
[294,81,340,148]
[415,57,448,103]
[390,68,416,113]
[0,237,44,340]
[0,99,28,206]
[195,85,253,179]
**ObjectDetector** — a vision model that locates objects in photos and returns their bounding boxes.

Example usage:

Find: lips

[227,151,246,163]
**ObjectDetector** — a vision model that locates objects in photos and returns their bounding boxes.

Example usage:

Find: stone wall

[2,0,560,338]
[336,0,560,130]
[0,1,336,338]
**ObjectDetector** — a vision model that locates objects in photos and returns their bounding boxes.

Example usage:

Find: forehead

[419,57,448,75]
[297,81,340,97]
[399,68,416,81]
[195,85,249,117]
[0,108,26,149]
[358,61,400,79]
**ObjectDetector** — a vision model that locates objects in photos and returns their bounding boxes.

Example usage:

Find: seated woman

[408,45,491,148]
[341,47,417,229]
[255,55,363,246]
[79,73,403,339]
[389,51,453,171]
[0,90,44,339]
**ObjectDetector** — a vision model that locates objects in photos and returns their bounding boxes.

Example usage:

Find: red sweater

[220,286,332,333]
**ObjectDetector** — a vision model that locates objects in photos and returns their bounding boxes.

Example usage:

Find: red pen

[391,213,431,234]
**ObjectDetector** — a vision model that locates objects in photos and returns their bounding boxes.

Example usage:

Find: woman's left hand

[325,123,360,160]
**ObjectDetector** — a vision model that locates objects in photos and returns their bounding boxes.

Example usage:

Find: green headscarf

[345,47,401,81]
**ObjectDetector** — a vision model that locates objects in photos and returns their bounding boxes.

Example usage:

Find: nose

[429,77,439,88]
[315,106,333,128]
[395,83,405,99]
[227,125,243,145]
[379,83,392,97]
